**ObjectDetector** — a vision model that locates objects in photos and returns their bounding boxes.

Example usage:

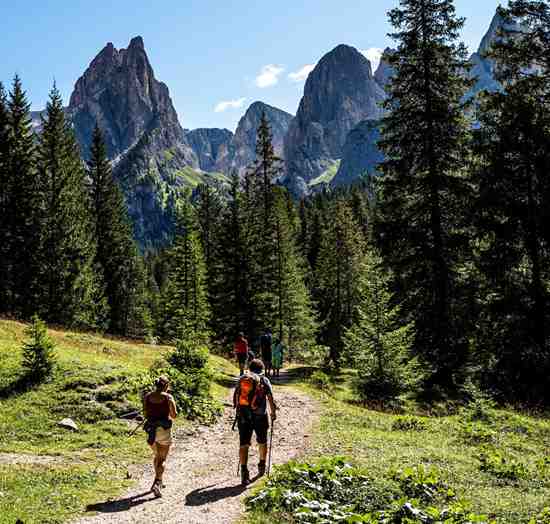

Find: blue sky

[1,0,502,131]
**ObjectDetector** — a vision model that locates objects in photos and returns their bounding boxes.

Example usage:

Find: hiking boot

[258,460,266,477]
[151,479,162,498]
[240,465,251,486]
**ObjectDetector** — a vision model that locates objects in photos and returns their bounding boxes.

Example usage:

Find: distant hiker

[234,332,249,376]
[260,329,273,377]
[233,358,277,486]
[272,339,284,378]
[143,375,177,497]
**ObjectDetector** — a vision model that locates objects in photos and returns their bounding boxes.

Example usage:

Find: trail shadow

[0,373,38,399]
[185,481,249,506]
[269,366,317,386]
[85,491,155,513]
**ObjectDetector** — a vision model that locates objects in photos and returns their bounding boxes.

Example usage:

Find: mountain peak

[128,35,145,51]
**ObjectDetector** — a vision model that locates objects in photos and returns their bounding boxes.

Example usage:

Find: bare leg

[239,444,249,466]
[153,444,171,482]
[258,443,268,462]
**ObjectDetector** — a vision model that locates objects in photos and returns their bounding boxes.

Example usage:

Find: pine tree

[472,1,550,400]
[377,0,474,388]
[315,199,366,366]
[1,77,40,316]
[0,82,10,314]
[35,86,107,328]
[22,314,56,383]
[344,249,417,401]
[161,194,210,341]
[88,125,148,335]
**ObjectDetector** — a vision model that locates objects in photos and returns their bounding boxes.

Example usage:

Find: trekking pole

[267,419,275,476]
[128,418,144,437]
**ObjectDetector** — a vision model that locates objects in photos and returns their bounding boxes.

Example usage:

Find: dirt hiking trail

[75,373,318,524]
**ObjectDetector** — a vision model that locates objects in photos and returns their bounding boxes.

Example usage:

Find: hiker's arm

[168,395,177,419]
[268,394,277,421]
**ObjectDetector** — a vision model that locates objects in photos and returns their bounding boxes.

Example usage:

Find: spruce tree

[22,314,56,383]
[2,77,40,317]
[315,199,366,366]
[35,86,107,328]
[0,82,10,314]
[377,0,474,388]
[473,1,550,400]
[88,125,148,335]
[344,249,417,401]
[161,194,210,341]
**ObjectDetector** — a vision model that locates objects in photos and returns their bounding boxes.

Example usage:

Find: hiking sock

[240,465,250,485]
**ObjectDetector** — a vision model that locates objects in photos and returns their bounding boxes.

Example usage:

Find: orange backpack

[235,373,265,410]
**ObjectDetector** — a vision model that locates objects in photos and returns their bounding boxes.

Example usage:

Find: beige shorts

[154,426,172,446]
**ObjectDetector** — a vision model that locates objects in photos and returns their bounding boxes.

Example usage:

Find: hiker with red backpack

[234,332,249,376]
[233,358,277,485]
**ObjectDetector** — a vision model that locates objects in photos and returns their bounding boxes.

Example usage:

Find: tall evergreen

[0,82,10,314]
[315,199,366,365]
[35,86,107,328]
[1,77,40,316]
[161,195,210,341]
[88,125,148,335]
[472,1,550,400]
[377,0,474,388]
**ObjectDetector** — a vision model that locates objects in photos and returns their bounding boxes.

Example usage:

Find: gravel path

[75,375,318,524]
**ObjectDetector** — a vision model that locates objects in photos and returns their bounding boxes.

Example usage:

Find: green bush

[392,416,427,432]
[168,339,209,372]
[529,507,550,524]
[460,422,497,445]
[391,465,454,502]
[309,370,331,390]
[22,315,56,382]
[478,448,529,481]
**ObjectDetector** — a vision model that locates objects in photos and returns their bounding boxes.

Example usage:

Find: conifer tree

[22,314,56,383]
[0,82,10,314]
[1,77,40,316]
[161,194,210,341]
[315,199,366,365]
[35,86,107,328]
[473,0,550,400]
[88,125,148,335]
[377,0,474,388]
[344,249,417,400]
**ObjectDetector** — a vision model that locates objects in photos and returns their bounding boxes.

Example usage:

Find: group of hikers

[234,328,285,378]
[141,329,283,496]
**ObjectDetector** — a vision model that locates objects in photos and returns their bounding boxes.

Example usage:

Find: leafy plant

[309,370,331,391]
[168,339,209,372]
[391,465,455,503]
[478,448,528,481]
[529,507,550,524]
[21,315,56,382]
[391,416,427,432]
[459,422,497,445]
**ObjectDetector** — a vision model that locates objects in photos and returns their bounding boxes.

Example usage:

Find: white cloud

[255,64,285,88]
[360,47,384,71]
[288,64,316,83]
[214,97,247,113]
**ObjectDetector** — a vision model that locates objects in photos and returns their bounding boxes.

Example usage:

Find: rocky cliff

[186,128,234,172]
[283,44,386,195]
[331,120,384,188]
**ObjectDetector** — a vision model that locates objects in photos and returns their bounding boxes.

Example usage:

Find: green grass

[246,368,550,523]
[0,319,236,523]
[308,160,341,187]
[174,166,230,188]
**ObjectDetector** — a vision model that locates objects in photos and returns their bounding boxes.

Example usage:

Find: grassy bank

[246,368,550,523]
[0,318,235,524]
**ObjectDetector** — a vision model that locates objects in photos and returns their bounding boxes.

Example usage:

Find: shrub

[459,422,497,445]
[309,370,331,390]
[392,416,427,432]
[168,339,209,372]
[478,448,529,481]
[22,315,56,382]
[529,507,550,524]
[391,465,454,502]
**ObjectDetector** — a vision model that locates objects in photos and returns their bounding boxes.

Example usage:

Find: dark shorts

[261,351,272,366]
[236,353,247,366]
[238,411,269,446]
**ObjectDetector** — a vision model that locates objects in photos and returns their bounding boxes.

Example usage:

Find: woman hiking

[143,375,177,497]
[272,338,284,378]
[234,332,249,376]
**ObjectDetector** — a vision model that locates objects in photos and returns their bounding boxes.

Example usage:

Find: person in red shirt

[234,332,249,376]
